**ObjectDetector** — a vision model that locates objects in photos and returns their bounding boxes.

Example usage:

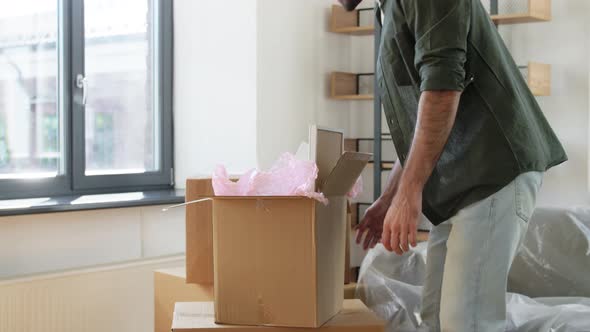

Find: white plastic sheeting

[356,207,590,332]
[508,206,590,298]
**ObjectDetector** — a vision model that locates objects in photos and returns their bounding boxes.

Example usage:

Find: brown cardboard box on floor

[185,178,216,284]
[154,267,214,332]
[171,300,384,332]
[212,127,371,328]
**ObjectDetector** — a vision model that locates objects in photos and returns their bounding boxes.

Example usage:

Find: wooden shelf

[521,62,551,96]
[330,72,374,100]
[331,94,373,100]
[367,160,395,168]
[331,26,375,35]
[330,5,374,35]
[491,0,551,25]
[380,162,395,170]
[491,13,549,24]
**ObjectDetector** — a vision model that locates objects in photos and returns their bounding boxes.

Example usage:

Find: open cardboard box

[212,126,371,328]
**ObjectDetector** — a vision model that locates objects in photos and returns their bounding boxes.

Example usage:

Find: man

[344,0,568,331]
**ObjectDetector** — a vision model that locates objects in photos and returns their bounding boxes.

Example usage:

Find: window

[0,0,173,199]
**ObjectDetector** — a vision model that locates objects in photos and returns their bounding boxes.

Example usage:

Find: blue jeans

[420,172,543,332]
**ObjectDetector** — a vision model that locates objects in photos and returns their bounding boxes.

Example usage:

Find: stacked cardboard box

[155,126,383,332]
[171,300,383,332]
[154,178,216,332]
[154,268,214,332]
[343,282,358,300]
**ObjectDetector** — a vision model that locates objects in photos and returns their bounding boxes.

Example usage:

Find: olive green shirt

[376,0,567,225]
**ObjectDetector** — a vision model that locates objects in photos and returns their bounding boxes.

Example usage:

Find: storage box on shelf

[330,72,374,100]
[172,300,385,332]
[330,4,374,35]
[490,0,551,24]
[520,62,551,96]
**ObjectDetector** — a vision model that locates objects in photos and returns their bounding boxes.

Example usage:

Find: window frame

[0,0,174,200]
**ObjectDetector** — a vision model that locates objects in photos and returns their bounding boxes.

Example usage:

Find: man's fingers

[390,225,402,255]
[400,222,409,252]
[409,223,417,247]
[381,226,393,251]
[355,224,367,244]
[363,231,373,250]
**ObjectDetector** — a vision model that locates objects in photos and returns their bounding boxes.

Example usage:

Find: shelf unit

[330,5,375,35]
[491,0,551,24]
[330,72,374,100]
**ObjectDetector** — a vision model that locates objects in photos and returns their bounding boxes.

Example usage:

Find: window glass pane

[0,1,60,179]
[84,0,157,176]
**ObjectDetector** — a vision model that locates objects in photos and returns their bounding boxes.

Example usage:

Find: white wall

[174,0,354,177]
[173,0,258,183]
[501,1,590,206]
[0,205,185,279]
[256,0,353,168]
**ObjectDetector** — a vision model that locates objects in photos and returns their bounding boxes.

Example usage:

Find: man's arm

[382,161,403,202]
[379,0,470,254]
[381,91,460,254]
[400,91,460,192]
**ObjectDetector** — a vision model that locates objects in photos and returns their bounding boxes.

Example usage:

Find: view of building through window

[0,0,157,179]
[0,1,59,178]
[84,0,157,175]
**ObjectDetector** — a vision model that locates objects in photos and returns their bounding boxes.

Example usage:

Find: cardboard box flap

[322,152,371,196]
[309,126,344,189]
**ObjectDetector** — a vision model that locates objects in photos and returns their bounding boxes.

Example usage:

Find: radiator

[0,256,184,332]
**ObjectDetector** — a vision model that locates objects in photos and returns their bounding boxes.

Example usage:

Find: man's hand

[355,162,403,250]
[382,185,422,255]
[355,198,390,250]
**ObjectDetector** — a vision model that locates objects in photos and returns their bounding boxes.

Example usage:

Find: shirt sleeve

[401,0,471,92]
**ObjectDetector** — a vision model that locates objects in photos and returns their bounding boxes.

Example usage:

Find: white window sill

[0,189,185,217]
